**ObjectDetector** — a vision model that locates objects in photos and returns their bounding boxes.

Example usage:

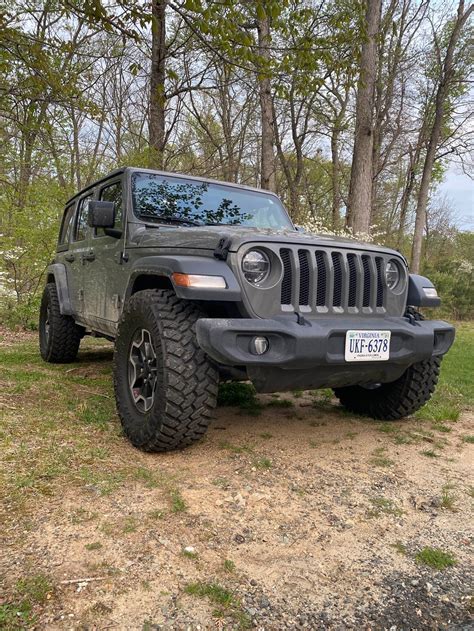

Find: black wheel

[113,289,219,452]
[39,282,83,363]
[333,309,441,420]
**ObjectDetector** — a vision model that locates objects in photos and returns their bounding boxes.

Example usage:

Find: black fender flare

[46,263,74,315]
[125,255,242,302]
[407,274,441,308]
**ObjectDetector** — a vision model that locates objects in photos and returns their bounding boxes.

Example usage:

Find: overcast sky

[439,167,474,231]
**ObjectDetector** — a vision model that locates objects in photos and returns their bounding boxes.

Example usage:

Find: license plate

[345,330,391,362]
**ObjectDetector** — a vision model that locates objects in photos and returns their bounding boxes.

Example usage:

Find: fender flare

[125,255,242,302]
[407,274,441,308]
[47,263,74,315]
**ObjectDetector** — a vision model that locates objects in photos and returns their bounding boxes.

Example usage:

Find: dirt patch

[1,337,472,630]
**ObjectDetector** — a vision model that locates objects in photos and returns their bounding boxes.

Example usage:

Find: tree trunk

[331,125,341,229]
[410,0,473,273]
[149,0,167,169]
[346,0,382,235]
[256,12,276,192]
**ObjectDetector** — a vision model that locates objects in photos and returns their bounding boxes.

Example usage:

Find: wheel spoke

[128,328,158,413]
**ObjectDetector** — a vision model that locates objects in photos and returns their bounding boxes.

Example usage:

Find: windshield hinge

[214,236,232,261]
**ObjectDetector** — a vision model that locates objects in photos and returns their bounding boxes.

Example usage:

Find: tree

[411,0,473,273]
[347,0,382,235]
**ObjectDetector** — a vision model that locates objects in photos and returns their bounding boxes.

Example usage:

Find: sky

[439,167,474,230]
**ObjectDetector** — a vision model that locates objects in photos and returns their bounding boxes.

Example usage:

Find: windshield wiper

[140,214,202,226]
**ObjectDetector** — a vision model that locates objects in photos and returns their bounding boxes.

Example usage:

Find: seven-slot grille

[279,248,386,313]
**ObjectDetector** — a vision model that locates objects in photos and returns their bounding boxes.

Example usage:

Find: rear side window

[74,195,92,241]
[96,181,123,236]
[58,203,75,246]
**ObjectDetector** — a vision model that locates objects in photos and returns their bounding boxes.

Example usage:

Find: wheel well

[130,274,174,295]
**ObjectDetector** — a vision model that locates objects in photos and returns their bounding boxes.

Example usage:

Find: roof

[65,167,277,205]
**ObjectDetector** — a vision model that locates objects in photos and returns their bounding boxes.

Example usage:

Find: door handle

[64,253,75,262]
[81,250,96,263]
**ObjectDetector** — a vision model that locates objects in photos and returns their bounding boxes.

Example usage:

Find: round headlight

[385,259,401,291]
[242,250,270,285]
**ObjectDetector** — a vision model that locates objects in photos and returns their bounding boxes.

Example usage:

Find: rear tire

[113,289,219,452]
[333,309,441,420]
[39,283,83,363]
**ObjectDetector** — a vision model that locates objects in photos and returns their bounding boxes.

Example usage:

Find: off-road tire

[39,282,83,363]
[113,289,219,452]
[333,309,441,420]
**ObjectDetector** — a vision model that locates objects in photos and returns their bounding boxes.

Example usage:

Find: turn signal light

[172,273,227,289]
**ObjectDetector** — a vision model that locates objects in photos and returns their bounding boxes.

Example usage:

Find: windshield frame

[130,170,295,230]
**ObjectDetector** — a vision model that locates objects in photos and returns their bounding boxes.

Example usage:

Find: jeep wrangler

[39,167,455,452]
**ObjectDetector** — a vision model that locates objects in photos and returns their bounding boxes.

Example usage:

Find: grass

[253,457,272,470]
[0,574,53,629]
[266,398,294,408]
[223,559,235,573]
[415,547,457,570]
[85,541,103,551]
[462,435,474,443]
[370,447,394,468]
[217,382,263,416]
[169,488,187,513]
[440,483,457,511]
[390,541,407,555]
[367,497,404,518]
[184,582,251,629]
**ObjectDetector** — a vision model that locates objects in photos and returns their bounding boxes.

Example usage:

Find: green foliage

[415,547,457,570]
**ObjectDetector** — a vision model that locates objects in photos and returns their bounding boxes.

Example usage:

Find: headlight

[385,259,402,291]
[242,250,270,285]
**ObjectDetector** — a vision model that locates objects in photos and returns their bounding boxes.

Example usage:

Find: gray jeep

[39,167,455,452]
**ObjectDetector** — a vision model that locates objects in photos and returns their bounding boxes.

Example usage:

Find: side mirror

[88,200,115,228]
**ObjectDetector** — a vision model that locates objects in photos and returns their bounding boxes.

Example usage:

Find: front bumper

[195,315,455,392]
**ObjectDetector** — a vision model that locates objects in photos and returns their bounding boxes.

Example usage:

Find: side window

[74,195,92,241]
[58,203,76,247]
[96,181,123,236]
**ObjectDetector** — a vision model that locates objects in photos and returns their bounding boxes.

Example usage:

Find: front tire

[333,357,441,420]
[113,290,219,452]
[334,308,441,420]
[39,283,83,363]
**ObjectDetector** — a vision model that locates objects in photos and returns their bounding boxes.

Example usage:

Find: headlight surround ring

[385,258,403,292]
[242,249,271,285]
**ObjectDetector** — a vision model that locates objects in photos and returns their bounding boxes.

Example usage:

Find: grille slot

[298,250,310,306]
[331,252,343,307]
[347,253,357,307]
[315,251,327,307]
[375,257,384,307]
[280,248,292,305]
[362,255,371,307]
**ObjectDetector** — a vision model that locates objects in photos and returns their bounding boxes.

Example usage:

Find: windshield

[131,172,294,230]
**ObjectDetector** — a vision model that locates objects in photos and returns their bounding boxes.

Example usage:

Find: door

[62,193,94,320]
[85,178,127,327]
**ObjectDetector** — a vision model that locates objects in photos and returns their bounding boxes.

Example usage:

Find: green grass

[370,447,394,468]
[223,559,235,573]
[0,574,53,629]
[415,547,457,570]
[169,488,187,513]
[184,582,251,628]
[253,457,272,470]
[367,497,403,518]
[85,541,102,551]
[217,382,262,415]
[266,398,294,409]
[462,435,474,444]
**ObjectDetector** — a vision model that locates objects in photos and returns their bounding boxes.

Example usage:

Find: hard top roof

[65,167,279,205]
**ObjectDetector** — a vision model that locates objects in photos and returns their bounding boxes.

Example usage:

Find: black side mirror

[88,200,115,228]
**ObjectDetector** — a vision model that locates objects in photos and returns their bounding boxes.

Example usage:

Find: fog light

[250,336,269,355]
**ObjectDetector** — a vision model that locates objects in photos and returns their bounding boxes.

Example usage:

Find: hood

[131,223,402,258]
